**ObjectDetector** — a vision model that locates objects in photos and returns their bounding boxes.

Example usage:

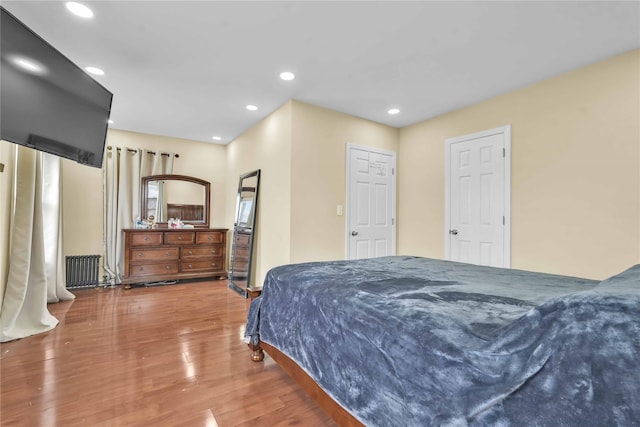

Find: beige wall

[106,129,228,228]
[1,130,226,292]
[226,101,293,287]
[290,100,399,263]
[62,129,227,276]
[3,50,637,294]
[164,180,205,206]
[398,49,640,280]
[61,158,104,258]
[225,100,399,287]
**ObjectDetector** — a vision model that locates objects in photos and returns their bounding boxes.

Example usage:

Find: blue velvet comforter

[245,256,640,426]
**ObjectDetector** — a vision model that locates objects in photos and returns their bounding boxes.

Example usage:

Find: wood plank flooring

[0,280,337,427]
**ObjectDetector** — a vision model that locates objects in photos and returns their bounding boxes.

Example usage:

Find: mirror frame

[229,169,261,298]
[141,174,211,228]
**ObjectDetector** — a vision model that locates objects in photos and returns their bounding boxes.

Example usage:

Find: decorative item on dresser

[122,227,228,288]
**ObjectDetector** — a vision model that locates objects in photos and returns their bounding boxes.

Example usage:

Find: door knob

[449,229,458,235]
[351,231,359,236]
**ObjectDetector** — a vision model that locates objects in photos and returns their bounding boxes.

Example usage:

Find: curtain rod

[106,146,179,158]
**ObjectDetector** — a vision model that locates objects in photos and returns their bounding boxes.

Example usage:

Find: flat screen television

[1,7,113,168]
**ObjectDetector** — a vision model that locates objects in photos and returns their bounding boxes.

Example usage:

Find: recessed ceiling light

[280,71,295,81]
[246,105,258,111]
[66,2,94,18]
[212,136,222,141]
[85,66,104,76]
[387,108,400,115]
[9,55,46,75]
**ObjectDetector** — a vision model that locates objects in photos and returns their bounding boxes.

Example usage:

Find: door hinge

[502,148,506,158]
[392,218,395,226]
[392,167,395,175]
[503,216,505,225]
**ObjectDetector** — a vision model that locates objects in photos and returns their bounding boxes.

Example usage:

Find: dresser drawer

[130,247,179,264]
[164,231,195,245]
[235,233,250,245]
[130,262,179,277]
[234,245,250,258]
[231,258,248,272]
[196,231,224,244]
[130,232,163,246]
[182,245,223,259]
[180,258,223,272]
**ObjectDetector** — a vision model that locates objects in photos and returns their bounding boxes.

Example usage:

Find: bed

[245,256,640,426]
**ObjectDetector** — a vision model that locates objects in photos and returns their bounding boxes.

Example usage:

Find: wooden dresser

[122,228,228,288]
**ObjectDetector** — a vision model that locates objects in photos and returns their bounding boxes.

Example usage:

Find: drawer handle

[211,263,216,267]
[165,265,171,270]
[211,249,217,254]
[178,236,182,240]
[166,251,170,256]
[208,236,212,241]
[188,250,193,255]
[144,236,149,241]
[188,264,193,269]
[140,266,144,271]
[138,252,144,257]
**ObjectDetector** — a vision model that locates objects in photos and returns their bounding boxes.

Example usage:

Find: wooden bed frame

[249,341,364,427]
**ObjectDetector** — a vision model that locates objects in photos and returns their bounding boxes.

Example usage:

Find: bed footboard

[249,340,364,427]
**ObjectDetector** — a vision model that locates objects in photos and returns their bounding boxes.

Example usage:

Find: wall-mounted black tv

[1,7,113,168]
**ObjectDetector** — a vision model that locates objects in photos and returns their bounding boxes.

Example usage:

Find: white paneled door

[346,144,396,260]
[445,126,511,267]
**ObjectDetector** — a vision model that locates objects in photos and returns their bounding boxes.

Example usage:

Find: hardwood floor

[0,280,337,427]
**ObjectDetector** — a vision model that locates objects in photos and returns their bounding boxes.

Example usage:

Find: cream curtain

[0,148,74,342]
[141,149,174,222]
[103,147,174,284]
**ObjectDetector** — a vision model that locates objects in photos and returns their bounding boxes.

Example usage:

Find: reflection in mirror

[141,174,210,227]
[229,170,261,298]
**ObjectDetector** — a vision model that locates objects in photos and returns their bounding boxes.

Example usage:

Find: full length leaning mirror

[228,169,261,298]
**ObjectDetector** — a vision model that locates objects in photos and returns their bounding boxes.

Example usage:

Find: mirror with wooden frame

[141,174,210,228]
[228,169,261,298]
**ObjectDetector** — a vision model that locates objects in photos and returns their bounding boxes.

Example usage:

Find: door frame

[444,125,512,267]
[345,143,397,259]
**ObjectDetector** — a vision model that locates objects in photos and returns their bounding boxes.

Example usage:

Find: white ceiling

[3,1,639,145]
